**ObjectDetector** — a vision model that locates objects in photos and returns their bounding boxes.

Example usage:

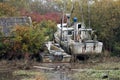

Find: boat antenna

[87,0,91,28]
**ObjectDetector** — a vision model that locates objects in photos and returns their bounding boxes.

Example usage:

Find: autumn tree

[0,3,18,17]
[6,0,32,11]
[36,20,57,41]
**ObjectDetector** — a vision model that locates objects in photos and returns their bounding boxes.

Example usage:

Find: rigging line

[78,0,85,24]
[61,0,67,24]
[60,0,66,42]
[70,0,75,18]
[87,0,91,28]
[62,2,64,24]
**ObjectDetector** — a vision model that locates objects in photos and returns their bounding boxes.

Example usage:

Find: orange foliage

[0,3,18,17]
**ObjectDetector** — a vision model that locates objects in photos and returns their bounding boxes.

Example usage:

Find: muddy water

[44,71,73,80]
[0,70,73,80]
[38,65,74,80]
[0,70,17,80]
[35,63,77,80]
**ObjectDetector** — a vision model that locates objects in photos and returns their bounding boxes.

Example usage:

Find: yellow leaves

[22,44,28,52]
[14,25,29,36]
[12,25,30,52]
[47,20,56,29]
[15,36,22,42]
[0,3,17,17]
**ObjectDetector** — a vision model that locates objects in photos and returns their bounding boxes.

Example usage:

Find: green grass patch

[13,70,47,80]
[73,70,120,80]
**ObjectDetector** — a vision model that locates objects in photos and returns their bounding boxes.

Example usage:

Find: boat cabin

[57,23,74,41]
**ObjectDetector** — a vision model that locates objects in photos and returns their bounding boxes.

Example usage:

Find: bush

[111,43,120,56]
[11,25,45,54]
[35,20,57,41]
[0,19,56,60]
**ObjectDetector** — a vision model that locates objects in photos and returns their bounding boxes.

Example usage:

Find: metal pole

[60,0,66,44]
[60,18,63,45]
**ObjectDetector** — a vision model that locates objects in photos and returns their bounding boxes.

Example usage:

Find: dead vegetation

[0,56,119,80]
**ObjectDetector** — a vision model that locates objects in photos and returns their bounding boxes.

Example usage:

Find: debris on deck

[41,41,71,62]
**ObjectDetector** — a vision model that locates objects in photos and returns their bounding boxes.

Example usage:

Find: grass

[73,70,120,80]
[13,70,47,80]
[92,62,120,70]
[0,57,119,80]
[73,61,120,80]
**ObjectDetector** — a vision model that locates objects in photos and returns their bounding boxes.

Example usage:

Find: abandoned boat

[54,17,103,55]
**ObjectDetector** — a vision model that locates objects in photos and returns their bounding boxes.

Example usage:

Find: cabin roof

[79,28,92,31]
[57,23,74,31]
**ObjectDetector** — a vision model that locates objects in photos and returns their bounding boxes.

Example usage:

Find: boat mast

[60,0,66,43]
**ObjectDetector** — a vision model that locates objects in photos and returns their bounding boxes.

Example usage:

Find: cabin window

[78,24,81,29]
[63,25,67,27]
[68,30,72,35]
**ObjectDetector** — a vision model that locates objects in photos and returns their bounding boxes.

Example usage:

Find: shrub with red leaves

[20,10,65,23]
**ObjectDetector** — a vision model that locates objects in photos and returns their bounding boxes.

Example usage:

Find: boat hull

[54,34,103,55]
[70,42,103,54]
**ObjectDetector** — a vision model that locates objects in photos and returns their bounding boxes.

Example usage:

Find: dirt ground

[0,57,120,80]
